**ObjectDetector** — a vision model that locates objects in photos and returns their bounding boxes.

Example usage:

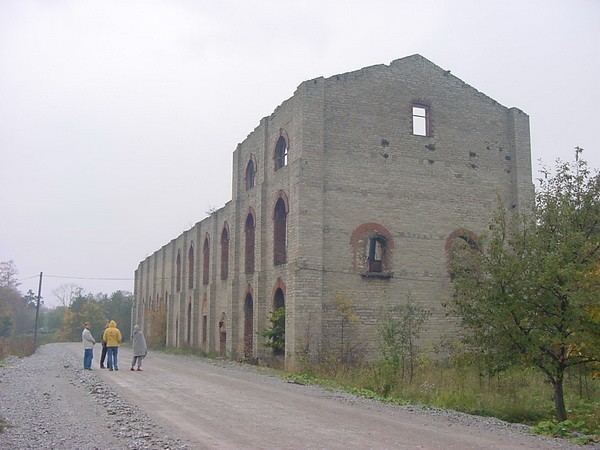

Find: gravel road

[0,343,591,449]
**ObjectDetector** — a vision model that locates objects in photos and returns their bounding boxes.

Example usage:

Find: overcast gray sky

[1,0,599,307]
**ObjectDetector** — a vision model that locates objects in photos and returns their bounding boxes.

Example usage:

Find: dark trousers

[100,343,107,367]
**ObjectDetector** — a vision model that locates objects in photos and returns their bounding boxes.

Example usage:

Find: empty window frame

[245,159,255,190]
[188,243,194,289]
[176,250,182,292]
[221,226,229,280]
[203,236,210,285]
[274,136,288,170]
[273,198,287,265]
[245,213,255,274]
[367,236,386,273]
[412,105,429,136]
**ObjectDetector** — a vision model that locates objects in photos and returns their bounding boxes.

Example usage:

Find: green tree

[450,151,600,421]
[101,290,133,341]
[379,297,430,383]
[261,307,285,354]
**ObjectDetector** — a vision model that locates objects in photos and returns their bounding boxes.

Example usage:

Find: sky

[1,0,599,308]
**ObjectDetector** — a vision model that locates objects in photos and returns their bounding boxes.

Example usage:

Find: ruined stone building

[133,54,534,368]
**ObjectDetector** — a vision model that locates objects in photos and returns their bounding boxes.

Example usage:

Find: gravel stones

[0,344,189,449]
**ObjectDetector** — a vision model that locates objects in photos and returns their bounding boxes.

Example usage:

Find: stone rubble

[0,344,190,449]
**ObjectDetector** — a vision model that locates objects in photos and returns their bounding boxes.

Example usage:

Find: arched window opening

[245,159,255,190]
[188,243,195,289]
[446,229,480,280]
[273,198,287,265]
[245,213,255,273]
[272,288,285,356]
[187,301,192,345]
[221,226,229,280]
[203,236,210,285]
[274,136,288,170]
[350,223,394,278]
[176,251,182,292]
[218,313,227,356]
[244,293,254,359]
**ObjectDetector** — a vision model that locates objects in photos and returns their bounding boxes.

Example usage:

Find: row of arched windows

[174,193,289,292]
[244,132,289,192]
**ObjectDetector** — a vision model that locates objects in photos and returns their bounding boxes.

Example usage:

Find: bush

[0,336,35,360]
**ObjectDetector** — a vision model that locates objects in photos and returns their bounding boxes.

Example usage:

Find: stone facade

[133,54,534,369]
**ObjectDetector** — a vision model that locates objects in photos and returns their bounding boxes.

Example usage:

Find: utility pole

[33,272,43,348]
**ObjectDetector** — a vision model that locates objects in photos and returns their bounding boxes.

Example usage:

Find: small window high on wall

[412,105,429,136]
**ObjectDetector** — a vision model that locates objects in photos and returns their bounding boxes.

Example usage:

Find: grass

[288,359,600,444]
[0,336,35,360]
[0,417,9,434]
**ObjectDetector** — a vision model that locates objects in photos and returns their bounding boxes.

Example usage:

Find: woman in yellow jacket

[102,320,122,371]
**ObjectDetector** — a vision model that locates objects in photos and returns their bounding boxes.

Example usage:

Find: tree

[53,283,83,308]
[261,307,285,355]
[0,260,20,289]
[450,150,600,421]
[379,297,430,384]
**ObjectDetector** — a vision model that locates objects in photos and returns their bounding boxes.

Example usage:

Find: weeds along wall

[133,54,534,369]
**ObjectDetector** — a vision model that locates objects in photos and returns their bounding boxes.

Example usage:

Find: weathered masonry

[133,54,534,369]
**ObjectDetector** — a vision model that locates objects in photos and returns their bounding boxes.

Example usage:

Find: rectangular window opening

[412,105,428,136]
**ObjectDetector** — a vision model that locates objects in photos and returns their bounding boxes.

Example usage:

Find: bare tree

[0,260,20,289]
[53,283,83,308]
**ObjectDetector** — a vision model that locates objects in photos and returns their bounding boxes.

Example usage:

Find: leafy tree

[101,290,133,341]
[450,151,600,421]
[379,297,430,383]
[261,307,285,354]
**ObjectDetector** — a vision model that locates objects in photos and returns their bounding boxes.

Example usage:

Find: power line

[44,274,133,281]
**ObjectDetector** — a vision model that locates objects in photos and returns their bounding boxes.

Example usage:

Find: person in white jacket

[82,322,95,370]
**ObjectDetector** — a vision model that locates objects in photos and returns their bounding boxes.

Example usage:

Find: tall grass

[295,356,600,435]
[0,336,35,360]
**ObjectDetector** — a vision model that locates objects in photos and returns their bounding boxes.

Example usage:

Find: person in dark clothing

[100,320,109,369]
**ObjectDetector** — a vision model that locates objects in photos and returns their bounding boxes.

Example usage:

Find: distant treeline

[0,260,133,356]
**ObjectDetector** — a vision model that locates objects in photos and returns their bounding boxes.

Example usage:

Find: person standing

[131,324,147,371]
[102,320,122,371]
[82,322,95,370]
[99,320,109,369]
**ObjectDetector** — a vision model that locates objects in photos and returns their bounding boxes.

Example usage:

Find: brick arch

[245,154,257,190]
[273,129,290,154]
[221,222,230,280]
[187,241,195,289]
[243,285,254,359]
[271,277,286,308]
[245,209,256,274]
[273,129,289,170]
[246,206,257,223]
[350,223,394,248]
[272,191,289,218]
[203,234,210,285]
[350,223,394,273]
[444,228,479,254]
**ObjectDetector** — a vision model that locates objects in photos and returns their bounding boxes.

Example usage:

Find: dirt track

[50,342,582,450]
